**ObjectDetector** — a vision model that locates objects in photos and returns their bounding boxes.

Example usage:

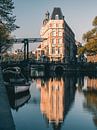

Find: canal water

[6,74,97,130]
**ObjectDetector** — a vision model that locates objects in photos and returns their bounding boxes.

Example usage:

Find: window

[52,31,56,36]
[53,23,56,28]
[52,47,55,54]
[59,23,62,28]
[52,38,56,44]
[58,31,62,36]
[58,38,62,44]
[55,14,59,20]
[58,48,60,54]
[58,47,62,54]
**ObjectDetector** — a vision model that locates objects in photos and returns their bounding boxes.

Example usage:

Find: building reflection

[83,91,97,128]
[36,76,76,130]
[81,76,97,91]
[87,77,97,91]
[82,76,97,128]
[6,85,31,111]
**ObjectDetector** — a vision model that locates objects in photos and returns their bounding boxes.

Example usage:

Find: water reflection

[86,76,97,91]
[83,92,97,127]
[36,76,76,130]
[7,74,97,130]
[82,76,97,129]
[76,75,97,92]
[6,85,31,111]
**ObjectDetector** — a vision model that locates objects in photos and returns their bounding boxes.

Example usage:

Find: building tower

[39,7,76,63]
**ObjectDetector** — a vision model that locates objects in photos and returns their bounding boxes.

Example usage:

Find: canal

[6,74,97,130]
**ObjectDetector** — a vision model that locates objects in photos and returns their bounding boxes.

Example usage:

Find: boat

[3,67,21,74]
[14,83,30,94]
[2,67,27,86]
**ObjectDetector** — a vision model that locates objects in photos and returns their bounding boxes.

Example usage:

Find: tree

[0,0,18,54]
[82,16,97,55]
[0,0,18,31]
[92,16,97,27]
[77,46,86,56]
[92,16,97,35]
[82,31,92,42]
[82,28,96,42]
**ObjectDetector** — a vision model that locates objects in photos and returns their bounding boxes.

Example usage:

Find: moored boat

[2,67,27,86]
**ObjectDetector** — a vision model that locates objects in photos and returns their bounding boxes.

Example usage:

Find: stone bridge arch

[54,64,65,73]
[46,63,67,72]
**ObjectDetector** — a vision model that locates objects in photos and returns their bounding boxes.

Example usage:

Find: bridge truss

[11,38,46,61]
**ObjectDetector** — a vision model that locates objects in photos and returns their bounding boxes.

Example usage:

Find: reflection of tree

[36,76,76,130]
[83,92,97,128]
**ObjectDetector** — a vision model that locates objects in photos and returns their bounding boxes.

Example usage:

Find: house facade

[37,7,76,63]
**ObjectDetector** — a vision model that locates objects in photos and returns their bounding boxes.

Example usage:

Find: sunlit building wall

[39,7,76,62]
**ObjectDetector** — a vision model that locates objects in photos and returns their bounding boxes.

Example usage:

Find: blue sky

[12,0,97,50]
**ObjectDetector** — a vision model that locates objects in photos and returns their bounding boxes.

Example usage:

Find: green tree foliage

[0,0,18,53]
[77,46,86,55]
[85,39,97,54]
[82,16,97,55]
[0,0,18,31]
[92,16,97,27]
[82,28,96,42]
[0,24,9,42]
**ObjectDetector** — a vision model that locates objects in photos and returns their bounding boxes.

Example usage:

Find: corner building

[40,7,76,62]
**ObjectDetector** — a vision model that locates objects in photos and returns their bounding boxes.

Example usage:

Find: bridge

[30,62,77,73]
[1,59,77,73]
[1,37,77,72]
[7,37,47,61]
[0,37,82,73]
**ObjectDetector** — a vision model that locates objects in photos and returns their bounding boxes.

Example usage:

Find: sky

[12,0,97,50]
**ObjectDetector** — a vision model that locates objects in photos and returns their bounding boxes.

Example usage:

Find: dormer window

[55,14,59,20]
